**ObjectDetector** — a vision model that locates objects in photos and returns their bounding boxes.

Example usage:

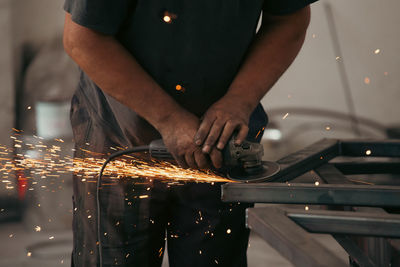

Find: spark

[282,113,289,120]
[374,49,380,54]
[347,178,375,185]
[364,77,370,84]
[366,149,372,156]
[325,126,331,131]
[226,229,231,234]
[35,226,41,232]
[162,11,177,24]
[49,236,54,240]
[305,206,309,211]
[163,15,171,23]
[255,127,265,139]
[175,84,183,91]
[335,56,340,61]
[0,134,231,189]
[27,106,32,110]
[27,252,32,257]
[315,181,320,186]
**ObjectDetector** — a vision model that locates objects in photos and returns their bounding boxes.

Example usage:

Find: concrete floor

[0,209,348,267]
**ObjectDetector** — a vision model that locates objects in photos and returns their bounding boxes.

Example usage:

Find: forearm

[224,7,311,113]
[63,14,188,132]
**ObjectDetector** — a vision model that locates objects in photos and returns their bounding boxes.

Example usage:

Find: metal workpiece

[222,182,400,207]
[333,161,400,175]
[333,235,378,267]
[315,164,397,267]
[246,207,346,267]
[339,139,400,157]
[246,207,400,267]
[222,139,400,267]
[286,209,400,238]
[270,138,340,182]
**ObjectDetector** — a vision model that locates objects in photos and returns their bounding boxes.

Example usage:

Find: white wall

[0,0,15,145]
[261,0,400,155]
[11,0,65,76]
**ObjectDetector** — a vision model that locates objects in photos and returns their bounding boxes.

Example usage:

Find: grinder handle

[149,139,174,159]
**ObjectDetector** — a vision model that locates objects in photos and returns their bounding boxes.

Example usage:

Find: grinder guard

[223,139,280,182]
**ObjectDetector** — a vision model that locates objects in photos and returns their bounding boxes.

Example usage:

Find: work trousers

[70,93,251,267]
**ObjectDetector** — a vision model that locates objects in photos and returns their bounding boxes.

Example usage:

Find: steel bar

[340,140,400,157]
[333,235,377,267]
[316,164,394,266]
[270,139,340,182]
[315,163,352,184]
[247,207,345,267]
[333,161,400,175]
[221,183,400,207]
[286,209,400,238]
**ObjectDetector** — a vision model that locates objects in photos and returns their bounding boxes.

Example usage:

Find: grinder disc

[227,161,280,183]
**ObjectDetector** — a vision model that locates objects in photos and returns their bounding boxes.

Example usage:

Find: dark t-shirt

[64,0,316,146]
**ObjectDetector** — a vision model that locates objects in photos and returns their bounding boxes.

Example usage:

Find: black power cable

[96,146,149,267]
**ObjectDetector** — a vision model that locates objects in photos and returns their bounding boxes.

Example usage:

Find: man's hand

[158,111,223,169]
[195,6,311,155]
[195,96,252,154]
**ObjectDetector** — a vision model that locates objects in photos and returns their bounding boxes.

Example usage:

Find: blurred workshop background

[0,0,399,266]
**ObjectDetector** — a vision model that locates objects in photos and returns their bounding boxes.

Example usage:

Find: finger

[202,120,225,153]
[234,125,249,145]
[209,148,223,169]
[216,121,238,150]
[194,116,215,146]
[185,150,197,169]
[175,155,188,169]
[194,150,210,169]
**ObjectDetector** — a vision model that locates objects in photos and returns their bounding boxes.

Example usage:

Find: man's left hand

[194,97,251,155]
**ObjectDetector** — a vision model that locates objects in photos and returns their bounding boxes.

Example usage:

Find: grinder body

[149,139,279,182]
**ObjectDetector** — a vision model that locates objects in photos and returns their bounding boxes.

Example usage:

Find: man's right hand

[63,14,222,170]
[157,111,222,170]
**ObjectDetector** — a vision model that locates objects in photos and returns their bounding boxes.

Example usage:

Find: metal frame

[222,183,400,206]
[221,139,400,267]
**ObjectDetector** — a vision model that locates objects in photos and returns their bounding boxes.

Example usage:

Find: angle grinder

[149,139,280,183]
